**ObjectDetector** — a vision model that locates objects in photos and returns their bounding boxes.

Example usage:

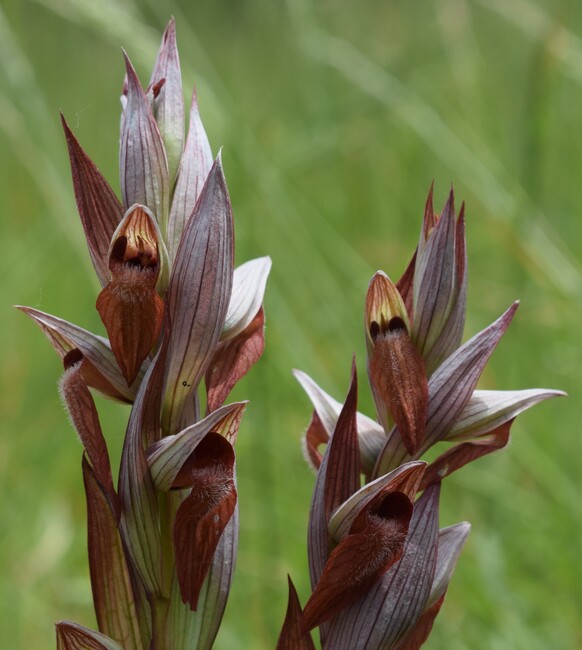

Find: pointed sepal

[167,90,213,261]
[149,18,184,183]
[60,114,124,287]
[120,51,169,230]
[276,576,316,650]
[162,155,234,434]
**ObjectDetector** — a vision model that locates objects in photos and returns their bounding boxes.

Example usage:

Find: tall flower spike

[291,185,564,648]
[21,19,270,650]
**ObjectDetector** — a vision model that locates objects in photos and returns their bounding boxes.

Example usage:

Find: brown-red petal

[302,492,413,632]
[205,307,265,413]
[173,433,237,610]
[96,268,164,386]
[420,420,512,489]
[369,325,428,454]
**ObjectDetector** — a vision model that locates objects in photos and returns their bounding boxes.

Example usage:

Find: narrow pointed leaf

[173,433,237,610]
[60,351,116,510]
[61,115,123,287]
[56,622,124,650]
[18,307,138,401]
[294,370,385,474]
[222,256,272,340]
[421,420,512,489]
[149,18,184,183]
[82,458,144,650]
[447,388,566,441]
[307,365,361,591]
[120,52,169,229]
[147,402,246,490]
[206,307,265,413]
[276,576,316,650]
[167,91,213,260]
[162,157,234,434]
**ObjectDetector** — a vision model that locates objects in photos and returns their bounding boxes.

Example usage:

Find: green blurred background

[1,0,581,647]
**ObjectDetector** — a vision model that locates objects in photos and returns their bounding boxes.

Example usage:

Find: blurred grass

[1,0,581,648]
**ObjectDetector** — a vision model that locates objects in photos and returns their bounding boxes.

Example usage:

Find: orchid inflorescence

[277,187,564,649]
[19,17,563,650]
[19,19,270,650]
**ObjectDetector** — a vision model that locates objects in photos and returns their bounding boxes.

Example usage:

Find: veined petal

[307,365,360,595]
[56,622,124,650]
[276,577,316,650]
[162,156,234,434]
[118,339,166,597]
[446,388,566,441]
[293,370,385,474]
[173,433,237,610]
[18,307,138,401]
[147,402,247,490]
[167,91,213,261]
[422,205,467,374]
[82,459,144,650]
[206,307,265,413]
[61,115,124,287]
[412,189,456,360]
[222,256,272,341]
[149,18,184,184]
[421,420,513,489]
[365,271,410,353]
[120,52,169,231]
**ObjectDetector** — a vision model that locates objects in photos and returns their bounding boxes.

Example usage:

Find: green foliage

[1,0,581,648]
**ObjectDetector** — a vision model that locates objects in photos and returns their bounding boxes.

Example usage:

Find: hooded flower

[286,186,564,649]
[20,19,270,650]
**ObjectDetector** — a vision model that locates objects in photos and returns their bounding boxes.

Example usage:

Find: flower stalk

[20,19,270,650]
[280,187,565,649]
